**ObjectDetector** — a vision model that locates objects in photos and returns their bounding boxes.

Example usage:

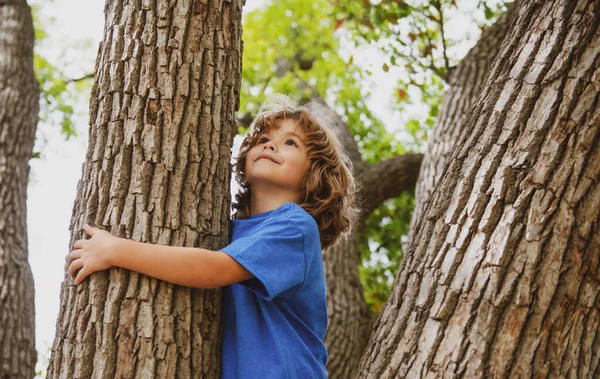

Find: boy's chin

[248,180,302,194]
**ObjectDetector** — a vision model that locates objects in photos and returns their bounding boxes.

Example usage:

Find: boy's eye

[285,139,297,147]
[258,137,269,144]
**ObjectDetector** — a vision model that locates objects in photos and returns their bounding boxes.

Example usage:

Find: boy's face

[245,118,311,199]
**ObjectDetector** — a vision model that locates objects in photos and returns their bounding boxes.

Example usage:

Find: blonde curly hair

[232,94,358,251]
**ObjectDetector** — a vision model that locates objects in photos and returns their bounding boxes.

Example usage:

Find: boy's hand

[65,224,119,285]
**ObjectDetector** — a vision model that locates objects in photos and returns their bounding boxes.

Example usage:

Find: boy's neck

[249,188,302,216]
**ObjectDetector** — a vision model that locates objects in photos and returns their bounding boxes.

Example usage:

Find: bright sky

[27,0,492,375]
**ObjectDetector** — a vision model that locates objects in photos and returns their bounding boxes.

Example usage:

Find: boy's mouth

[256,154,279,164]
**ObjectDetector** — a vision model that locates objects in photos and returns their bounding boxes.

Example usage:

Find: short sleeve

[220,219,306,301]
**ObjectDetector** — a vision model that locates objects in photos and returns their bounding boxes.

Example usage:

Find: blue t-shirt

[220,202,328,379]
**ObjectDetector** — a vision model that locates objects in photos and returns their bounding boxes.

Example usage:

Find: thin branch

[409,17,448,82]
[428,63,446,80]
[290,71,319,97]
[260,74,273,93]
[432,0,451,75]
[64,72,94,84]
[424,27,448,83]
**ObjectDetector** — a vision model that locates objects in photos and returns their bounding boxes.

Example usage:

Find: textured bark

[410,0,521,238]
[47,0,243,377]
[357,0,600,377]
[323,228,373,379]
[0,1,39,378]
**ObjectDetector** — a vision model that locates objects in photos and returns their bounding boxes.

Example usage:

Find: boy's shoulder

[271,202,319,238]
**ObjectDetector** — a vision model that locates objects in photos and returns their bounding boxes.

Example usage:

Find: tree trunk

[323,224,373,379]
[47,0,243,377]
[357,0,600,377]
[409,0,521,239]
[0,1,39,377]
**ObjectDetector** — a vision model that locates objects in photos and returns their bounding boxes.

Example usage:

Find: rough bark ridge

[323,229,373,379]
[0,1,39,377]
[47,0,243,377]
[357,0,600,377]
[410,0,521,238]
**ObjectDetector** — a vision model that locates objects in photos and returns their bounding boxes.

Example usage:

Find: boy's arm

[110,238,254,288]
[67,224,254,288]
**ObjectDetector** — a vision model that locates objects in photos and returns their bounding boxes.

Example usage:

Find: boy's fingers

[65,250,81,267]
[83,224,96,237]
[73,239,86,249]
[68,250,81,260]
[74,267,89,285]
[68,259,84,278]
[64,250,79,269]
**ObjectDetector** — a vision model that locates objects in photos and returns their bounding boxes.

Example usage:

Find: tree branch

[65,72,94,84]
[432,0,451,75]
[358,153,424,217]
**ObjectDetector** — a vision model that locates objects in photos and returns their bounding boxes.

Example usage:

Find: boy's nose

[263,142,275,151]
